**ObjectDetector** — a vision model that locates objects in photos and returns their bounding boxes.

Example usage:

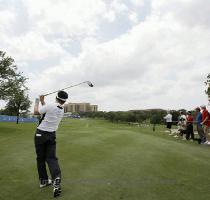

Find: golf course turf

[0,118,210,200]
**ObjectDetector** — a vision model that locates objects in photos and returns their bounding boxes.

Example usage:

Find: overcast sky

[0,0,210,111]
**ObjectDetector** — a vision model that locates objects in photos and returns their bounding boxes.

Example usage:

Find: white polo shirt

[37,103,64,132]
[164,114,172,122]
[180,114,186,121]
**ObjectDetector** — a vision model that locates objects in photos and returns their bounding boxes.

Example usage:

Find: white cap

[56,95,67,102]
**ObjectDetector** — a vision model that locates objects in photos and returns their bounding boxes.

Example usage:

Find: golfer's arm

[40,95,45,106]
[34,98,40,115]
[34,95,46,115]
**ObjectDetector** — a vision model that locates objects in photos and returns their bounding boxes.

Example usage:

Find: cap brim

[56,96,67,102]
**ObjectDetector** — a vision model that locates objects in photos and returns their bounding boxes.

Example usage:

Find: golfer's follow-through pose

[34,91,68,197]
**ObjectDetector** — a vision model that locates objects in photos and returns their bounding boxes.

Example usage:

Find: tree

[0,51,24,100]
[205,73,210,103]
[4,88,31,124]
[0,50,31,123]
[104,112,116,122]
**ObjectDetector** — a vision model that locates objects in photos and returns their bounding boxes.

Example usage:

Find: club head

[87,81,94,87]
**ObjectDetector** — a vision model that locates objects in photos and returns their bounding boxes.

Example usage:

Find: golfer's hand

[39,95,45,105]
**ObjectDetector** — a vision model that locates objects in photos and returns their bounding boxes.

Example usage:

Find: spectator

[164,111,173,134]
[195,107,206,144]
[186,111,194,141]
[179,111,187,121]
[200,105,210,144]
[174,111,187,139]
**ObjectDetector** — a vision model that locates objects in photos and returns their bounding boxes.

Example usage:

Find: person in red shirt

[186,111,194,140]
[201,105,210,143]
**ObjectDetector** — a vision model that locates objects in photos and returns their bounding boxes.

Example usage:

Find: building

[64,103,98,113]
[91,105,98,112]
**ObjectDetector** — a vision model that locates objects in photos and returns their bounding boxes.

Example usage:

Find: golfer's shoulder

[50,103,61,109]
[43,103,56,111]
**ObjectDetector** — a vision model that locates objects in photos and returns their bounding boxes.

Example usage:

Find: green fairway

[1,119,210,200]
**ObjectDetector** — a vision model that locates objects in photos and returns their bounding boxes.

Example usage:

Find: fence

[0,115,38,123]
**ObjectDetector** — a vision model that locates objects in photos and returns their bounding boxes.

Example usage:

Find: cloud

[0,10,15,29]
[129,12,139,24]
[152,0,210,28]
[24,0,107,37]
[130,0,145,7]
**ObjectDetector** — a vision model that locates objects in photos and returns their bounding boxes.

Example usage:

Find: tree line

[79,109,186,125]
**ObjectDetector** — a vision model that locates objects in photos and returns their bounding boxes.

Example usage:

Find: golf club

[43,81,94,97]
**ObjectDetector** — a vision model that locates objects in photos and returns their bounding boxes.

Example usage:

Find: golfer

[34,90,68,197]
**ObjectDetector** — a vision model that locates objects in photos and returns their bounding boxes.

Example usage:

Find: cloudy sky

[0,0,210,111]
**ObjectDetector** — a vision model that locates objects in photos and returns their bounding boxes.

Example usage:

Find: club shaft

[44,81,88,96]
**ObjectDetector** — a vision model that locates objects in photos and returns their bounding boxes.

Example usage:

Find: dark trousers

[34,129,61,181]
[186,124,194,140]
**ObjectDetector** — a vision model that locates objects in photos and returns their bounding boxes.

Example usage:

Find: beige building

[64,103,98,113]
[91,105,98,112]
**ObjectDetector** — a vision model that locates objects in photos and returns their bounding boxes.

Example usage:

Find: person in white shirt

[175,117,187,139]
[34,90,68,198]
[164,111,173,134]
[177,111,187,139]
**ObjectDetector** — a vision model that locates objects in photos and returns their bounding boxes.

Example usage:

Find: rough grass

[0,119,210,200]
